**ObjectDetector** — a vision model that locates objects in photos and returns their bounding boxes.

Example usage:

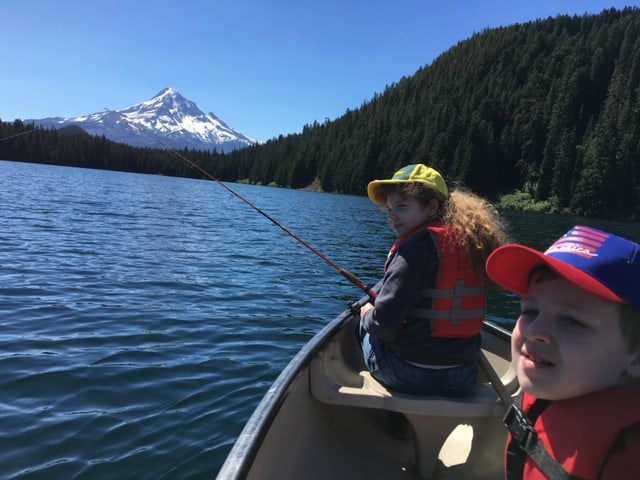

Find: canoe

[216,290,519,480]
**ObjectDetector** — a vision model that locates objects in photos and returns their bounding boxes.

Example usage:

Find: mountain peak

[30,88,256,153]
[156,87,178,96]
[148,87,189,107]
[122,88,202,123]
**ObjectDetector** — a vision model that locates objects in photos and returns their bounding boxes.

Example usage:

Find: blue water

[1,159,638,479]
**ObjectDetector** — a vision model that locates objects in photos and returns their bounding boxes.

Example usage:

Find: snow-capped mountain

[31,88,256,153]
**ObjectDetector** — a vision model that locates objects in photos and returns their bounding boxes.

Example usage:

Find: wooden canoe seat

[309,323,519,479]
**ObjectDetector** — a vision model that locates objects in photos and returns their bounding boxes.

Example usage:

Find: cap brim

[486,244,624,303]
[367,179,405,205]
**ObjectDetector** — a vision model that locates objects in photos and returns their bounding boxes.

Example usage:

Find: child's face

[512,275,639,401]
[385,192,437,237]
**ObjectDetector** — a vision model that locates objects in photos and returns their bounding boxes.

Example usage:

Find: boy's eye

[519,308,538,319]
[558,315,587,329]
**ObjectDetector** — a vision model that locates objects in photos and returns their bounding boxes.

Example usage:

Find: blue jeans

[359,328,477,396]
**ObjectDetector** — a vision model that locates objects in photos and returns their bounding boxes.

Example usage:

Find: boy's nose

[520,316,552,343]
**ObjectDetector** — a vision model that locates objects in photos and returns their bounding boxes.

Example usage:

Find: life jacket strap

[420,283,486,299]
[411,280,486,324]
[409,308,486,321]
[504,404,576,480]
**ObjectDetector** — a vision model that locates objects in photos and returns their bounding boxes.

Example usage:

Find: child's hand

[360,303,374,315]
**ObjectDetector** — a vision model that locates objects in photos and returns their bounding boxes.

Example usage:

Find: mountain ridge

[30,88,256,153]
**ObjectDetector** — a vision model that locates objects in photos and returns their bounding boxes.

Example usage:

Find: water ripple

[3,160,635,479]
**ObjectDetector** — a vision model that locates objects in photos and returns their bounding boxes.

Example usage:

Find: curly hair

[379,183,508,284]
[441,190,509,283]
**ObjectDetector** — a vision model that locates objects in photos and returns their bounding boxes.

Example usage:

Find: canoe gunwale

[217,294,369,479]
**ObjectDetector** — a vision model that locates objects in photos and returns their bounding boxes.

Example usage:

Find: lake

[2,159,639,479]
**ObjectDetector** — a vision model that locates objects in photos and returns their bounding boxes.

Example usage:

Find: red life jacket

[505,387,640,479]
[386,223,486,338]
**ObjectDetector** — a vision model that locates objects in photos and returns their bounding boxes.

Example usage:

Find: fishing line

[109,110,377,300]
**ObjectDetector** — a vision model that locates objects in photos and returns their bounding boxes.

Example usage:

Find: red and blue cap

[486,225,640,309]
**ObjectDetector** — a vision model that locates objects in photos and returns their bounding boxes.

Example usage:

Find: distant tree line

[3,7,640,219]
[0,121,252,182]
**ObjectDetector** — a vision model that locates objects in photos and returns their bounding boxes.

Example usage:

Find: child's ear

[426,198,441,216]
[626,352,640,378]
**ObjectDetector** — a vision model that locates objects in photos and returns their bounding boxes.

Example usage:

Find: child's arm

[601,423,640,479]
[360,239,428,341]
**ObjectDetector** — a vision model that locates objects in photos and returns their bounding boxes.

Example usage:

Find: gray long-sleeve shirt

[361,228,481,365]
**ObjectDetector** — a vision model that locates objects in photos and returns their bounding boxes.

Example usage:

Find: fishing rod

[0,128,37,143]
[109,110,378,300]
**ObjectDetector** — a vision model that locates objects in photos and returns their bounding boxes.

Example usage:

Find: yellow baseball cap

[367,164,448,205]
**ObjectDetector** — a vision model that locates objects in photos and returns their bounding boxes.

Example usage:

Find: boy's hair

[619,304,640,353]
[531,265,640,353]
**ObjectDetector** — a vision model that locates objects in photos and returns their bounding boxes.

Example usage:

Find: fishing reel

[348,302,362,315]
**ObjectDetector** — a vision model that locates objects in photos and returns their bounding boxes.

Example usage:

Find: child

[485,225,640,479]
[358,163,507,396]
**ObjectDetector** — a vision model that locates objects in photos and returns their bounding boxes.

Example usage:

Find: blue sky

[1,1,637,142]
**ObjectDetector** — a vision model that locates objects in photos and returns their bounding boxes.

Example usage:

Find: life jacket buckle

[503,403,537,449]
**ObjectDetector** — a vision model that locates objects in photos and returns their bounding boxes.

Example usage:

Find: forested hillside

[3,7,640,219]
